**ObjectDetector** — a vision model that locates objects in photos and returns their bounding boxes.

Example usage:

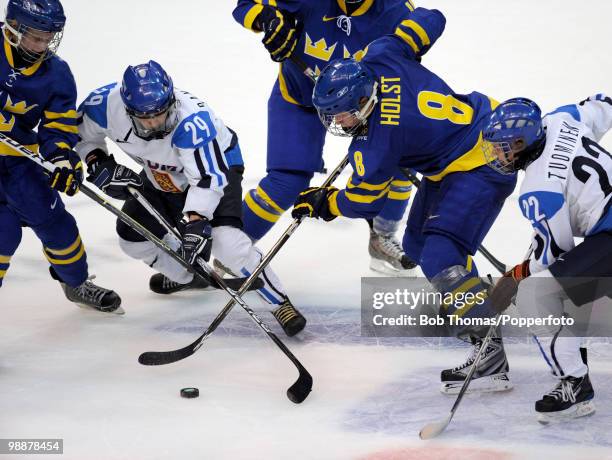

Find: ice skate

[149,272,213,294]
[368,229,417,277]
[536,374,595,424]
[272,297,306,337]
[441,335,512,394]
[52,268,123,314]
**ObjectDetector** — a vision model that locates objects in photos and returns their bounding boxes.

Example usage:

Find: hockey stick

[400,168,509,274]
[419,313,502,439]
[137,154,349,366]
[129,187,313,404]
[0,133,257,292]
[290,55,317,81]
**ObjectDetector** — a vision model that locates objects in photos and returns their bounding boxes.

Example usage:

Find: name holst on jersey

[548,120,580,180]
[380,76,401,126]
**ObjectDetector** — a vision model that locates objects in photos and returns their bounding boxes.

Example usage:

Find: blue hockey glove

[292,186,339,221]
[257,7,299,62]
[180,215,213,265]
[47,148,83,196]
[86,150,143,200]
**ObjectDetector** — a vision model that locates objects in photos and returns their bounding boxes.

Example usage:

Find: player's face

[135,111,168,131]
[20,28,55,54]
[333,111,360,129]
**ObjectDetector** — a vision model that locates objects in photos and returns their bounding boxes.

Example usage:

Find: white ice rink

[1,1,612,459]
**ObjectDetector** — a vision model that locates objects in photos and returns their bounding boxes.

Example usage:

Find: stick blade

[286,367,313,404]
[419,415,452,440]
[138,345,196,366]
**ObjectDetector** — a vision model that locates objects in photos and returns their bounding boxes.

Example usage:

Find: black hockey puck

[180,387,199,398]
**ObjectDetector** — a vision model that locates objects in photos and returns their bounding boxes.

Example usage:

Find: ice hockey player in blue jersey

[232,0,441,276]
[292,16,517,393]
[76,61,306,337]
[0,0,121,313]
[485,95,612,423]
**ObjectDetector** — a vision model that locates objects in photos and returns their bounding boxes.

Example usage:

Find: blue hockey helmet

[482,98,545,174]
[120,60,178,141]
[312,58,378,137]
[3,0,66,63]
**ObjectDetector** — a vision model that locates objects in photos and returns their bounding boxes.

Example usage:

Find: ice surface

[1,1,612,459]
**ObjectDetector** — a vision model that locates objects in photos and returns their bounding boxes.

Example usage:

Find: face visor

[2,20,62,64]
[125,95,179,141]
[482,137,526,174]
[317,82,378,137]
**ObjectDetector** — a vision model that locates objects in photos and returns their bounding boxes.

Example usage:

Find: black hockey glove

[180,215,213,265]
[257,7,299,62]
[47,148,83,196]
[291,186,339,222]
[489,260,530,313]
[86,150,143,200]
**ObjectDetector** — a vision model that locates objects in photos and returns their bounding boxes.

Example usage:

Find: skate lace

[453,342,482,371]
[74,275,108,305]
[377,233,404,258]
[548,379,577,403]
[162,275,181,290]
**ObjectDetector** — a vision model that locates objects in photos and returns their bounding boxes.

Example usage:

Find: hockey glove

[86,150,143,200]
[489,260,531,313]
[257,7,299,62]
[291,186,339,222]
[180,215,213,265]
[47,148,83,196]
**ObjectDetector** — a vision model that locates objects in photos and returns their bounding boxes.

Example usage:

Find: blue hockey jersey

[0,32,78,159]
[329,34,500,218]
[233,0,441,107]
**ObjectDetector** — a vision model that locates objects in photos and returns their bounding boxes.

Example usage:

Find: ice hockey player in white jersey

[75,60,306,336]
[482,95,612,423]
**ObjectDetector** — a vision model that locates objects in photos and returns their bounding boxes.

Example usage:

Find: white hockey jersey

[76,83,243,219]
[519,94,612,274]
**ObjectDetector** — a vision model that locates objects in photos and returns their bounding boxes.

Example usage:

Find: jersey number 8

[417,91,473,125]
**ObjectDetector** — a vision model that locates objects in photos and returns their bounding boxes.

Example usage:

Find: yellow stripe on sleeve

[42,121,79,134]
[44,110,78,120]
[388,190,412,200]
[344,186,390,204]
[244,4,264,30]
[403,19,430,46]
[394,28,419,54]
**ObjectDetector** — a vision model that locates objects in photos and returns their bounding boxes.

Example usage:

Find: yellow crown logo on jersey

[343,45,368,62]
[304,33,337,62]
[0,112,15,132]
[3,95,38,115]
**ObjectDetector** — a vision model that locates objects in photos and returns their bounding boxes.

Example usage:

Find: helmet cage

[318,81,378,137]
[2,20,63,64]
[125,94,179,141]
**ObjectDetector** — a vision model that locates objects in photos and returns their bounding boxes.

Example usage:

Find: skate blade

[75,302,125,315]
[441,373,513,395]
[369,259,418,277]
[537,400,595,424]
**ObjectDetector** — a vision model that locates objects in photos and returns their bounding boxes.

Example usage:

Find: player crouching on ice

[292,13,516,395]
[75,61,306,337]
[485,96,612,423]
